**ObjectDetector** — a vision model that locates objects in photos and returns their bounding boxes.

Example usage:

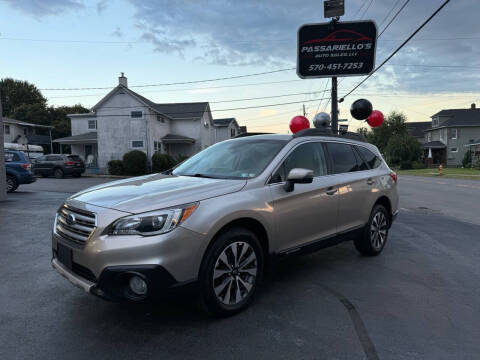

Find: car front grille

[55,205,96,247]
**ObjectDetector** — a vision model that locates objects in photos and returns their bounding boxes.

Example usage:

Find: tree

[362,111,422,168]
[0,78,46,116]
[462,150,472,168]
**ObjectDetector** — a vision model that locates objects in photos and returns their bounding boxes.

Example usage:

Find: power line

[69,96,330,118]
[378,0,402,28]
[360,0,375,19]
[340,0,452,101]
[40,67,295,91]
[47,79,305,98]
[378,0,411,38]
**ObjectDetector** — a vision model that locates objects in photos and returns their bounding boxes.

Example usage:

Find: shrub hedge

[122,150,148,176]
[107,160,124,175]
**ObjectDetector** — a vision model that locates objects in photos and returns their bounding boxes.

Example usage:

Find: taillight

[65,161,75,165]
[21,163,32,171]
[390,172,397,183]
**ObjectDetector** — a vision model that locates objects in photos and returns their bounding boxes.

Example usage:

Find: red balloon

[289,115,310,134]
[367,110,384,128]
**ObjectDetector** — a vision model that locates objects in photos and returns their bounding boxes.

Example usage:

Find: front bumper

[51,257,196,301]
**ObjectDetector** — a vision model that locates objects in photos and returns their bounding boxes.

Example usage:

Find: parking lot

[1,175,479,359]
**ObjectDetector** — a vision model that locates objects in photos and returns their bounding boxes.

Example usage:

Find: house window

[157,114,165,123]
[88,120,97,129]
[451,128,457,139]
[451,148,458,152]
[131,111,143,118]
[427,132,432,142]
[131,140,144,148]
[432,118,439,127]
[154,141,161,152]
[230,128,236,137]
[3,125,9,135]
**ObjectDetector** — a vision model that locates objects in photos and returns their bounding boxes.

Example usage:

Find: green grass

[397,168,480,180]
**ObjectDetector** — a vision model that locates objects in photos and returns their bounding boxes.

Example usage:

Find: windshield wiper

[186,173,218,179]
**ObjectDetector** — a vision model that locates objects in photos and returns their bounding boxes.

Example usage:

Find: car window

[67,155,82,161]
[356,146,382,169]
[325,142,359,174]
[353,148,369,171]
[271,142,327,183]
[5,152,21,162]
[47,155,63,161]
[36,156,47,162]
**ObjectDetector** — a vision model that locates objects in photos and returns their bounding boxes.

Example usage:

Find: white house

[55,73,243,173]
[3,117,53,152]
[212,118,241,142]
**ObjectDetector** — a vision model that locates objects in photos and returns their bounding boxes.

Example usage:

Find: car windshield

[172,138,287,179]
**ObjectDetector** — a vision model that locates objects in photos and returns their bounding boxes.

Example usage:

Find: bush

[412,161,425,169]
[174,154,189,164]
[474,158,480,170]
[462,150,473,168]
[108,160,124,175]
[122,150,147,176]
[152,153,176,173]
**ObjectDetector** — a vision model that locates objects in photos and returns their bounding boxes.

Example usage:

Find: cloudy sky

[1,0,479,132]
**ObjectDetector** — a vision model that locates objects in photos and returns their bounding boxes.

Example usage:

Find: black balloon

[350,99,373,120]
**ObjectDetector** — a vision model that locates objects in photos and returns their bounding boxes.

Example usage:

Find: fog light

[129,276,147,296]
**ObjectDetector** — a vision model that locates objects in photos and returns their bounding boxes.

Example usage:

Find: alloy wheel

[6,177,14,192]
[370,212,388,250]
[212,241,257,306]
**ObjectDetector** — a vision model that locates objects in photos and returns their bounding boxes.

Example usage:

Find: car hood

[69,174,246,213]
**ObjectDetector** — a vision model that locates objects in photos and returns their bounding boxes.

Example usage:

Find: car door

[324,142,375,234]
[269,141,339,252]
[45,155,59,174]
[33,155,46,173]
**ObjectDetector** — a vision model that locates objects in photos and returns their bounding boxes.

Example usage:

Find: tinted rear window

[326,142,359,174]
[356,146,382,169]
[5,152,21,162]
[47,155,63,161]
[67,155,82,161]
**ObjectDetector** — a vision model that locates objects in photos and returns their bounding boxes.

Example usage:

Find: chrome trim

[54,204,97,247]
[51,258,94,293]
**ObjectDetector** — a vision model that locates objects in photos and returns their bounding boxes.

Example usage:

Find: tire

[54,168,64,179]
[198,227,264,317]
[6,175,18,193]
[354,204,389,256]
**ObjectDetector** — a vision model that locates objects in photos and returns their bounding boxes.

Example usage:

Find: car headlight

[108,203,198,236]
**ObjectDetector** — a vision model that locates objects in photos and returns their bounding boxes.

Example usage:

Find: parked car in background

[51,130,398,316]
[5,150,36,192]
[33,154,85,178]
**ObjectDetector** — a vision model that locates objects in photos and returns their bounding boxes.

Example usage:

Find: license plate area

[57,242,73,269]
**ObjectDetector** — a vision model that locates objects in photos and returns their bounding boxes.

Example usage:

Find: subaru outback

[51,130,398,316]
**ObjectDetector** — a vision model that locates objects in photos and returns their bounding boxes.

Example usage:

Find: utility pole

[0,90,7,201]
[331,76,338,133]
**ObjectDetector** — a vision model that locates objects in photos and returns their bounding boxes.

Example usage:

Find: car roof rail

[233,132,273,138]
[292,128,366,142]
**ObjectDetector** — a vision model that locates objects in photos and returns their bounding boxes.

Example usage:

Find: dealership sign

[297,20,377,78]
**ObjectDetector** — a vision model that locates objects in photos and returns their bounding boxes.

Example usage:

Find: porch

[424,141,446,166]
[161,134,195,157]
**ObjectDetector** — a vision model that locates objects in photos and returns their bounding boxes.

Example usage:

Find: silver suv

[52,131,398,316]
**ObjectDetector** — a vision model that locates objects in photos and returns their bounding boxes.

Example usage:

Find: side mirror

[284,168,314,192]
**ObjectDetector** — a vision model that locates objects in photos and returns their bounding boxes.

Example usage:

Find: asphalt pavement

[0,175,479,359]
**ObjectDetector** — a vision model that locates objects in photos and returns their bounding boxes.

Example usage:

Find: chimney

[119,72,128,87]
[471,103,476,109]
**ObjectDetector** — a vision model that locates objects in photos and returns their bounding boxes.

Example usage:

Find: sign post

[297,3,377,132]
[0,91,6,201]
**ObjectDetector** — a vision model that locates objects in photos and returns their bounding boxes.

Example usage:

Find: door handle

[326,187,337,195]
[367,178,375,185]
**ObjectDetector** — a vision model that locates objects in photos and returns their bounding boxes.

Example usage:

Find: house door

[85,144,97,167]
